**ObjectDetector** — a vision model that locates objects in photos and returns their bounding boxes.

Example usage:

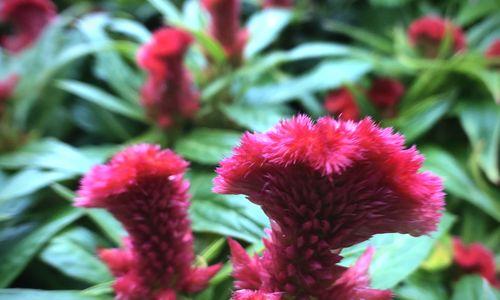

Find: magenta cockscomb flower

[137,28,200,128]
[214,115,445,299]
[324,87,360,121]
[202,0,247,63]
[76,144,221,300]
[0,0,56,53]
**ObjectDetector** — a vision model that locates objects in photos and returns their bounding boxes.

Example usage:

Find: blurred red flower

[453,238,499,288]
[408,16,466,57]
[0,75,18,117]
[137,28,200,128]
[324,87,360,120]
[367,78,405,118]
[202,0,247,63]
[485,39,500,58]
[0,0,56,53]
[76,144,221,300]
[263,0,293,8]
[214,115,445,299]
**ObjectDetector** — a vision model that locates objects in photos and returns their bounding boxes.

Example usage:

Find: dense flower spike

[263,0,293,8]
[485,39,500,58]
[408,16,466,57]
[202,0,247,63]
[367,78,405,118]
[0,75,18,117]
[76,144,221,299]
[324,87,360,120]
[215,115,444,299]
[453,238,499,288]
[0,0,56,53]
[137,28,200,128]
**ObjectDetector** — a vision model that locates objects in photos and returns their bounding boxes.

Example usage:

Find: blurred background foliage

[0,0,499,299]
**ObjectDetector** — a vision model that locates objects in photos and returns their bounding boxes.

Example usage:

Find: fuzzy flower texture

[214,115,445,299]
[408,16,466,57]
[137,28,200,128]
[76,144,221,300]
[0,0,56,53]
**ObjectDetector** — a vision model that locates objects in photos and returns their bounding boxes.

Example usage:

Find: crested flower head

[408,16,466,57]
[202,0,247,63]
[0,0,56,53]
[453,238,499,288]
[0,75,18,117]
[324,87,360,121]
[263,0,293,8]
[215,115,444,299]
[76,144,221,299]
[137,28,199,128]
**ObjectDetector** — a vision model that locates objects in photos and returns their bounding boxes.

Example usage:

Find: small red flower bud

[408,16,466,58]
[0,0,56,53]
[76,144,221,299]
[453,237,499,288]
[324,87,360,121]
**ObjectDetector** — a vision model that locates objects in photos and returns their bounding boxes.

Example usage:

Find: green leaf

[189,172,269,243]
[175,129,242,165]
[341,213,455,289]
[390,94,454,142]
[245,59,372,105]
[451,275,499,300]
[245,9,293,58]
[0,207,83,287]
[0,169,74,204]
[457,101,500,183]
[283,42,350,61]
[57,80,146,122]
[396,273,447,300]
[0,139,104,174]
[39,232,112,284]
[369,0,413,7]
[147,0,182,25]
[220,103,290,132]
[422,147,500,222]
[324,21,393,53]
[0,289,109,300]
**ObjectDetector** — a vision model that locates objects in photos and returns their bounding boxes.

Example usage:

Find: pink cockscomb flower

[324,87,360,121]
[215,115,445,299]
[367,78,405,118]
[0,75,18,117]
[0,0,56,53]
[408,16,466,57]
[453,238,499,288]
[263,0,293,8]
[76,144,221,299]
[137,28,200,128]
[202,0,247,63]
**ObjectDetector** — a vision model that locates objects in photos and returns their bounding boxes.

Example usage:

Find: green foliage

[0,0,498,299]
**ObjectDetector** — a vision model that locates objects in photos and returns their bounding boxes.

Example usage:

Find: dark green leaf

[220,103,290,132]
[0,289,109,300]
[245,9,292,58]
[451,275,499,300]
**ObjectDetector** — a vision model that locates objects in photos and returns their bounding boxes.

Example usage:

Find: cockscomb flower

[453,238,499,288]
[263,0,293,8]
[202,0,247,63]
[0,75,18,117]
[137,28,200,128]
[0,0,56,53]
[367,78,405,118]
[214,115,444,299]
[408,16,466,57]
[324,87,360,121]
[76,144,221,299]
